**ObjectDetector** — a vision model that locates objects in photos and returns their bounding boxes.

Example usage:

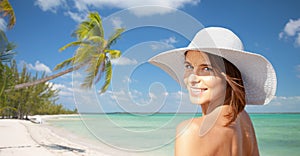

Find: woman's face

[184,50,226,106]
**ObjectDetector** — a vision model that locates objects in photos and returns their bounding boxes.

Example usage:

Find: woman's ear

[221,72,227,78]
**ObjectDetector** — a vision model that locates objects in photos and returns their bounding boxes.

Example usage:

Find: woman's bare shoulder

[176,117,202,135]
[175,118,204,156]
[175,116,234,156]
[175,109,259,156]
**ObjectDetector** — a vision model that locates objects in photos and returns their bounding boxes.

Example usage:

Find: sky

[2,0,300,113]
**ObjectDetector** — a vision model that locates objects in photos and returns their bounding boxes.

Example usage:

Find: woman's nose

[188,73,200,85]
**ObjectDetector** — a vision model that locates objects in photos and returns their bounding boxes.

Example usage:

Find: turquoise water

[251,114,300,156]
[47,114,300,156]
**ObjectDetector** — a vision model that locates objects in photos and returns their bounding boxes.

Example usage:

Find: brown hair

[185,51,246,126]
[215,57,246,126]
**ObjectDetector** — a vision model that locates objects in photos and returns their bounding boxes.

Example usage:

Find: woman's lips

[190,87,207,96]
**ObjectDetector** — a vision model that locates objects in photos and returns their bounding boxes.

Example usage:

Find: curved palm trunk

[11,64,83,90]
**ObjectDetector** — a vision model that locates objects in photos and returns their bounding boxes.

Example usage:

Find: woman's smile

[189,87,208,96]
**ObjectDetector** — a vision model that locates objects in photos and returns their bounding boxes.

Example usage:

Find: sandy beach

[0,115,146,156]
[0,116,157,156]
[0,119,107,156]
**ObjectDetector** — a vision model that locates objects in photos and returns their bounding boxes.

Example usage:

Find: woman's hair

[185,51,246,126]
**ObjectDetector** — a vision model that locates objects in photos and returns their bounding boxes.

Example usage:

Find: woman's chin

[189,96,203,105]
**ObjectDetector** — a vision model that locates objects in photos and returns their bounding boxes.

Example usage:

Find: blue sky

[2,0,300,113]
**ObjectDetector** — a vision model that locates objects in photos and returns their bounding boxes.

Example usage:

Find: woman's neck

[200,100,225,116]
[201,104,209,115]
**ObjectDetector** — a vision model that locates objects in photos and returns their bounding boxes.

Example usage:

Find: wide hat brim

[149,46,277,105]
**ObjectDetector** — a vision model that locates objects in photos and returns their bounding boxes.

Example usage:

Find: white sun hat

[149,27,277,105]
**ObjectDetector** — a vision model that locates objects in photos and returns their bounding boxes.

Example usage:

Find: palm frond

[92,53,105,84]
[0,29,8,52]
[75,12,103,40]
[74,21,94,40]
[80,53,105,88]
[87,35,105,44]
[6,42,16,51]
[99,60,112,93]
[54,57,75,70]
[81,70,95,88]
[59,41,88,52]
[0,50,15,62]
[0,0,16,29]
[106,28,125,48]
[0,29,8,43]
[0,30,16,62]
[94,61,105,84]
[105,49,121,59]
[73,44,95,64]
[89,12,104,38]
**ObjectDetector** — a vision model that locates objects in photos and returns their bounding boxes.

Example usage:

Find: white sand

[0,117,157,156]
[0,119,118,156]
[0,119,55,156]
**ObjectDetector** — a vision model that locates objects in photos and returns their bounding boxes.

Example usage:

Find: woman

[149,27,277,155]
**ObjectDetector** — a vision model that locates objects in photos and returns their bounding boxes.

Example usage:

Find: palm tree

[0,30,16,62]
[12,12,124,93]
[0,61,13,96]
[0,0,16,29]
[0,0,16,62]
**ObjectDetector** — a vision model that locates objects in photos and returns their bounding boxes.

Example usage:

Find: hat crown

[188,27,244,51]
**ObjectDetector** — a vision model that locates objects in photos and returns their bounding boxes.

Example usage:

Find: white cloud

[35,0,200,21]
[73,0,89,12]
[27,61,52,74]
[122,76,138,84]
[46,81,74,97]
[79,0,200,17]
[0,18,7,31]
[105,90,130,102]
[129,89,143,98]
[279,18,300,47]
[111,57,138,65]
[110,17,123,29]
[278,32,284,39]
[127,5,175,17]
[59,90,73,96]
[52,83,67,90]
[20,60,52,74]
[246,96,300,113]
[271,96,300,108]
[164,36,178,44]
[34,0,67,13]
[102,88,162,108]
[65,11,87,23]
[170,90,185,100]
[283,19,300,36]
[151,36,178,50]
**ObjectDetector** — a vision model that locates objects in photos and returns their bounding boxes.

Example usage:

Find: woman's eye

[185,64,193,69]
[203,67,213,72]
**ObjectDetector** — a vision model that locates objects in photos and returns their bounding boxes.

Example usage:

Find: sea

[46,113,300,156]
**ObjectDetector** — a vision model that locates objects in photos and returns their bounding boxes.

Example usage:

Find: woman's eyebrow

[184,61,191,64]
[184,61,212,67]
[199,63,212,67]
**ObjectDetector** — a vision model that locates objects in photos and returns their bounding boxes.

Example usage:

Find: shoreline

[0,119,108,156]
[41,114,175,156]
[0,117,143,156]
